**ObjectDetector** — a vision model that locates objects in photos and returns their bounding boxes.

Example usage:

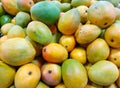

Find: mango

[15,63,41,88]
[15,11,31,27]
[30,1,60,25]
[0,61,16,88]
[1,0,19,15]
[42,43,68,63]
[62,59,88,88]
[87,1,116,28]
[26,21,52,45]
[104,20,120,48]
[88,60,119,86]
[87,38,110,63]
[71,0,91,7]
[41,63,61,86]
[98,0,120,7]
[75,24,101,45]
[0,38,36,66]
[17,0,34,12]
[58,8,80,35]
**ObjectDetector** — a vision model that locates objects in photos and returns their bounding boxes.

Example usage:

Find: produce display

[0,0,120,88]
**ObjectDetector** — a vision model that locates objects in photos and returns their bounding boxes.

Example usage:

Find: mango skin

[1,0,19,15]
[17,0,34,12]
[26,21,53,45]
[30,1,60,25]
[88,60,119,86]
[62,59,88,88]
[0,61,16,88]
[58,8,80,35]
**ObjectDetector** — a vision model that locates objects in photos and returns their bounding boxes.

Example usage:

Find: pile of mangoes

[0,0,120,88]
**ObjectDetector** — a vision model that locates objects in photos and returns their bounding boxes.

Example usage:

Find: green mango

[26,21,52,45]
[62,59,88,88]
[88,60,119,86]
[98,0,120,7]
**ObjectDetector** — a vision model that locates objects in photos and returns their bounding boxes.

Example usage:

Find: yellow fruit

[15,63,41,88]
[54,83,66,88]
[17,0,34,12]
[77,5,88,24]
[87,1,116,28]
[88,60,119,86]
[0,38,36,66]
[59,35,76,52]
[87,38,110,64]
[0,35,8,44]
[0,61,16,88]
[108,48,120,67]
[41,63,61,86]
[1,0,19,15]
[70,47,86,64]
[104,20,120,48]
[58,8,80,35]
[42,43,68,63]
[7,25,26,38]
[75,24,101,45]
[0,23,14,35]
[62,59,88,88]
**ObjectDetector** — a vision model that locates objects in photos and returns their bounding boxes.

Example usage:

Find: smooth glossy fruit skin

[87,38,110,64]
[15,11,31,27]
[58,8,80,35]
[108,48,120,67]
[59,35,76,52]
[70,47,86,64]
[15,63,41,88]
[0,35,8,44]
[62,59,88,88]
[77,5,88,24]
[0,23,14,35]
[98,0,120,7]
[88,60,119,86]
[87,1,116,28]
[75,24,101,45]
[1,0,19,15]
[41,63,61,86]
[0,61,16,88]
[0,15,12,26]
[104,20,120,48]
[30,1,60,25]
[36,81,50,88]
[42,43,68,63]
[7,25,26,38]
[17,0,34,12]
[26,21,52,45]
[71,0,91,7]
[0,38,36,66]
